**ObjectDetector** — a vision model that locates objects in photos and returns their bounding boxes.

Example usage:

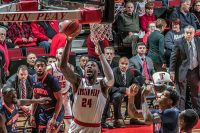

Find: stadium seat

[26,47,49,57]
[169,0,180,7]
[153,1,163,8]
[8,48,25,60]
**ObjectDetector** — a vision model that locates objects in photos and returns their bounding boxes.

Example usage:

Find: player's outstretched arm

[128,85,153,123]
[59,38,81,92]
[18,97,51,106]
[0,114,7,133]
[141,85,154,123]
[95,41,114,87]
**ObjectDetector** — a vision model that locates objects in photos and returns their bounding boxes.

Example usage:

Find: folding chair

[8,48,25,60]
[26,47,49,57]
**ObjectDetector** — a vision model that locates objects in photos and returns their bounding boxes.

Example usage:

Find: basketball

[60,20,82,38]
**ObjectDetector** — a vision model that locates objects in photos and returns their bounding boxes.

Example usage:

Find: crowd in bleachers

[0,0,200,132]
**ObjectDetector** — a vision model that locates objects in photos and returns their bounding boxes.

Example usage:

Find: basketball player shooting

[59,37,114,132]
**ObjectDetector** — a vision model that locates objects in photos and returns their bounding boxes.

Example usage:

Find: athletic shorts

[68,120,101,133]
[38,106,64,129]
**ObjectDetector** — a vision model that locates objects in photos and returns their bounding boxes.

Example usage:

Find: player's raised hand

[127,84,139,96]
[94,41,103,56]
[142,84,152,97]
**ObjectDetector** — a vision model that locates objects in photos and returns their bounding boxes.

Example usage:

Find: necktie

[122,73,126,86]
[142,58,149,81]
[189,42,194,70]
[21,80,26,99]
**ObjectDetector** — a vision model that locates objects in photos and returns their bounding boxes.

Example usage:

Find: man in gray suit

[170,25,200,115]
[129,42,155,85]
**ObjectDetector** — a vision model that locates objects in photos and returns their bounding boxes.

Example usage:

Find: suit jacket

[170,37,200,82]
[111,67,143,94]
[75,66,84,78]
[6,74,33,99]
[146,30,166,64]
[129,55,155,81]
[110,61,118,69]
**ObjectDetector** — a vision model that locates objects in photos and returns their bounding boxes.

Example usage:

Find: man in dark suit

[170,25,200,115]
[6,65,33,99]
[129,42,155,84]
[147,19,167,72]
[109,57,142,127]
[6,65,33,114]
[75,55,88,78]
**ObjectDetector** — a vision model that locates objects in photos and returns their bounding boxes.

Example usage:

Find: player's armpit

[0,114,7,133]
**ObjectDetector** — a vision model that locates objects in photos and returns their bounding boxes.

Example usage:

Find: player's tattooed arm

[59,38,81,92]
[0,114,7,133]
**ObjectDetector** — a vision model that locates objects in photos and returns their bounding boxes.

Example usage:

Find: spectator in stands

[170,25,200,115]
[110,57,142,127]
[26,53,37,75]
[104,47,118,69]
[87,34,109,61]
[7,22,37,48]
[6,65,33,114]
[164,18,184,66]
[179,109,199,133]
[0,27,9,78]
[47,56,56,65]
[128,86,180,133]
[169,0,197,30]
[135,0,147,16]
[116,1,140,55]
[75,55,88,78]
[31,20,59,53]
[142,22,156,44]
[0,22,15,49]
[191,0,200,29]
[50,21,69,57]
[147,19,167,72]
[140,2,156,33]
[129,43,155,85]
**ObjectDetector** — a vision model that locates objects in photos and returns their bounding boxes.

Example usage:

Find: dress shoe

[101,122,114,129]
[113,119,125,128]
[130,118,146,125]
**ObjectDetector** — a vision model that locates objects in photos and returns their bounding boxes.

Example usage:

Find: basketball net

[89,23,113,43]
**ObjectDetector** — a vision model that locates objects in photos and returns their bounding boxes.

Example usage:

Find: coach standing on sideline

[170,25,200,115]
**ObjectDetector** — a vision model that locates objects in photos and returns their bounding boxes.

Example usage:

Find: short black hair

[166,87,180,106]
[2,85,14,96]
[79,55,88,61]
[87,59,100,70]
[182,109,199,131]
[47,56,56,60]
[35,58,47,66]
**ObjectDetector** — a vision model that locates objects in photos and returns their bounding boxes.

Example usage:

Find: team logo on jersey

[78,88,100,97]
